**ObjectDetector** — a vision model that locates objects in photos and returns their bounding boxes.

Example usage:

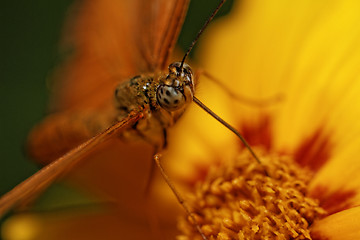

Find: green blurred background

[0,0,234,202]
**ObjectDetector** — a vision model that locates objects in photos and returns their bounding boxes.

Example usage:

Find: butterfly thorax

[114,62,195,146]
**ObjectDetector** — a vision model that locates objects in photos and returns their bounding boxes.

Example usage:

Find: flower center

[177,150,327,240]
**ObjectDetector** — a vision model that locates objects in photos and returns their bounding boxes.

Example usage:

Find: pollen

[177,150,326,240]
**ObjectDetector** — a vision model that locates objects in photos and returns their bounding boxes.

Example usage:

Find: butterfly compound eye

[157,85,186,111]
[157,62,195,111]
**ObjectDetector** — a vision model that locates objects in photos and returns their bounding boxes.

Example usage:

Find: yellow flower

[166,0,360,239]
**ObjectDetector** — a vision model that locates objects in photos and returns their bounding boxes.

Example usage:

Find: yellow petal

[309,149,360,213]
[311,206,360,240]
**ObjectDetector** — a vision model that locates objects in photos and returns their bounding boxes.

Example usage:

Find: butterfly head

[156,62,195,111]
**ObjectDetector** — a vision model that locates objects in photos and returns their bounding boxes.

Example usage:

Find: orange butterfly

[1,0,191,212]
[1,0,237,239]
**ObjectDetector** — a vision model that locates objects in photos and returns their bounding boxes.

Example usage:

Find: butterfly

[1,0,265,239]
[0,0,235,238]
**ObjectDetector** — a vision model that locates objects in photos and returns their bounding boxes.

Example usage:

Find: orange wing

[27,0,190,164]
[0,113,141,217]
[1,0,190,217]
[50,0,189,111]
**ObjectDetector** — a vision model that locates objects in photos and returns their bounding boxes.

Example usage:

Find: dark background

[0,0,234,198]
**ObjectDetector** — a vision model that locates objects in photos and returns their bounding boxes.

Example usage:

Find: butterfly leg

[153,153,208,240]
[138,129,207,239]
[195,68,283,107]
[145,127,168,192]
[140,128,168,196]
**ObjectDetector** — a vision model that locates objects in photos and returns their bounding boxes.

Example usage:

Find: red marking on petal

[293,129,333,172]
[310,231,330,240]
[239,115,272,150]
[179,160,218,188]
[310,185,356,215]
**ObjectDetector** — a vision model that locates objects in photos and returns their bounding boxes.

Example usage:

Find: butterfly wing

[137,0,190,71]
[27,0,190,164]
[50,0,189,111]
[0,114,141,216]
[25,0,190,164]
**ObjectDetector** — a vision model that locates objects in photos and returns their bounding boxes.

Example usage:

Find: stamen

[177,149,326,240]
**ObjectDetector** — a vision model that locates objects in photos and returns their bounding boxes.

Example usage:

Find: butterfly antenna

[193,97,265,168]
[180,0,226,70]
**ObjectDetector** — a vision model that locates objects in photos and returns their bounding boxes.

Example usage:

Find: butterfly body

[114,61,195,147]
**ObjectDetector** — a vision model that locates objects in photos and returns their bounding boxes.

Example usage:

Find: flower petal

[311,206,360,240]
[167,0,360,192]
[309,150,360,213]
[196,0,360,167]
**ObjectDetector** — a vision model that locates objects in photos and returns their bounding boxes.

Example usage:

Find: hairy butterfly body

[114,62,194,147]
